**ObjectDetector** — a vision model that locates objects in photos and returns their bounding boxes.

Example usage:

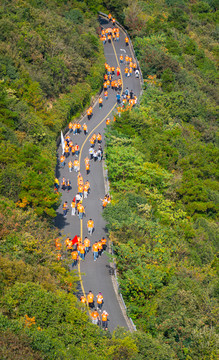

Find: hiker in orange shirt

[111,66,115,75]
[78,203,85,220]
[97,133,102,144]
[65,237,72,251]
[68,121,73,132]
[99,97,103,109]
[80,295,87,304]
[84,182,89,198]
[108,13,112,21]
[84,237,90,254]
[89,136,95,147]
[78,184,84,197]
[68,160,73,172]
[106,118,111,125]
[104,90,108,100]
[92,241,99,261]
[71,145,75,156]
[91,309,100,325]
[82,123,88,135]
[101,237,107,252]
[73,159,79,172]
[85,161,90,175]
[125,36,129,46]
[129,67,133,76]
[87,290,94,308]
[71,250,78,267]
[112,17,116,25]
[79,243,85,260]
[76,123,81,134]
[87,219,94,235]
[101,197,108,209]
[98,240,103,257]
[125,67,129,77]
[102,311,109,330]
[108,33,111,43]
[116,66,120,76]
[64,145,69,158]
[96,292,104,311]
[60,154,65,168]
[120,54,123,63]
[75,143,79,157]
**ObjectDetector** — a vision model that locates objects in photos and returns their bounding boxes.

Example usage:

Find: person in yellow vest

[61,177,66,190]
[92,241,99,261]
[99,97,103,109]
[68,160,73,172]
[83,123,88,135]
[63,201,68,217]
[87,290,94,308]
[66,179,71,192]
[71,250,78,267]
[84,237,90,254]
[91,309,100,325]
[54,178,59,193]
[101,310,109,330]
[96,292,104,311]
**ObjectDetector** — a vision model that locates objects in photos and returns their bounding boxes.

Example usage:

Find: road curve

[55,14,141,332]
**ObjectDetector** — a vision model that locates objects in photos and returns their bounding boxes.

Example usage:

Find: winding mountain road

[55,14,141,332]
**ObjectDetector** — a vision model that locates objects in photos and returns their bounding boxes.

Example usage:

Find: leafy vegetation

[103,0,219,359]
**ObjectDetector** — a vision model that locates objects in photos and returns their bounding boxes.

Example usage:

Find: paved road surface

[55,15,141,332]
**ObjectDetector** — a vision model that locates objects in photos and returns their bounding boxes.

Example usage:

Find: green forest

[0,0,218,359]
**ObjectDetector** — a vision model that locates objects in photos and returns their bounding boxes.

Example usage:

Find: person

[89,146,94,160]
[66,179,71,192]
[93,150,98,162]
[87,219,94,235]
[108,13,112,21]
[85,161,90,175]
[68,121,73,133]
[91,309,100,325]
[87,291,94,308]
[60,154,65,168]
[79,243,85,260]
[71,197,76,216]
[135,69,139,78]
[98,240,103,257]
[84,237,90,254]
[96,292,104,311]
[83,123,88,135]
[99,97,103,109]
[80,295,87,304]
[65,237,73,252]
[106,118,111,125]
[130,89,134,99]
[55,238,62,251]
[84,182,89,198]
[73,159,80,172]
[116,66,120,76]
[97,149,102,161]
[116,92,120,103]
[125,36,129,46]
[71,250,78,267]
[125,87,129,96]
[92,241,99,261]
[78,203,85,220]
[120,54,123,63]
[63,201,68,216]
[104,90,108,100]
[101,237,107,252]
[102,311,109,330]
[61,177,66,190]
[76,192,82,204]
[78,184,84,197]
[125,67,129,77]
[54,178,59,192]
[75,144,79,157]
[97,133,102,144]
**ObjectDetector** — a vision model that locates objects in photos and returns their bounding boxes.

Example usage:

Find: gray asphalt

[55,15,141,332]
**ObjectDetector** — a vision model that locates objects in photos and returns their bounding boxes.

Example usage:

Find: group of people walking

[55,12,139,332]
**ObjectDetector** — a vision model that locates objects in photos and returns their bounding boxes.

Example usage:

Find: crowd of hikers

[54,13,139,331]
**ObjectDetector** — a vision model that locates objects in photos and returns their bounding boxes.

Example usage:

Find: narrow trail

[55,14,141,332]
